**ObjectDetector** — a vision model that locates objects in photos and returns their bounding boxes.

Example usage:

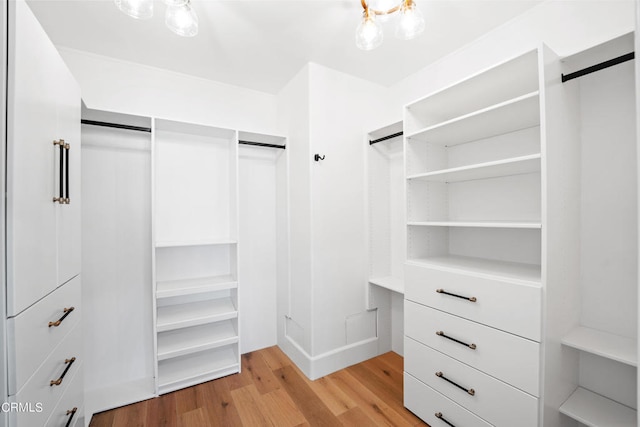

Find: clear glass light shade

[114,0,153,20]
[355,13,383,50]
[165,2,199,37]
[395,2,425,40]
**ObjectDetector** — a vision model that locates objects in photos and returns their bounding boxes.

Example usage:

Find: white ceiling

[26,0,543,94]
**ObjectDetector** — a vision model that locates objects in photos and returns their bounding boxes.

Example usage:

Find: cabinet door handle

[64,142,70,204]
[435,412,455,427]
[436,331,477,350]
[50,357,76,386]
[48,307,75,327]
[435,371,475,396]
[65,407,78,427]
[436,288,477,302]
[52,140,65,204]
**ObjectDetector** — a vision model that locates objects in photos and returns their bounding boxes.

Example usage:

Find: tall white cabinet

[153,120,240,394]
[5,0,83,425]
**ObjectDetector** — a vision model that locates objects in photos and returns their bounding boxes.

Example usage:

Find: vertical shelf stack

[153,119,240,394]
[403,50,545,426]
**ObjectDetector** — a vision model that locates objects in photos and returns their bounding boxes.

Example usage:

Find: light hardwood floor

[88,346,428,426]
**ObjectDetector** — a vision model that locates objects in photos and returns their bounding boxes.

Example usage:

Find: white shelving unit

[153,118,240,394]
[367,121,406,355]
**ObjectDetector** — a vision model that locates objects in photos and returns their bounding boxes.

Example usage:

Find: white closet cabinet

[153,119,240,394]
[5,0,83,426]
[367,121,405,355]
[403,46,573,427]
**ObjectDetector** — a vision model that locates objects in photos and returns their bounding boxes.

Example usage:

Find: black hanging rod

[81,119,152,133]
[239,140,286,150]
[369,131,403,145]
[562,52,635,83]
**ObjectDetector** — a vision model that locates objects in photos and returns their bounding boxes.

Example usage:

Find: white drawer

[8,276,81,395]
[405,263,541,341]
[12,323,82,427]
[405,373,492,427]
[405,337,538,427]
[45,360,84,427]
[405,301,539,396]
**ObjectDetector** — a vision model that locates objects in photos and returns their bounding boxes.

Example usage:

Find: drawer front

[405,373,492,427]
[8,276,81,395]
[45,361,84,427]
[405,301,539,396]
[405,263,541,341]
[405,337,538,427]
[13,323,82,427]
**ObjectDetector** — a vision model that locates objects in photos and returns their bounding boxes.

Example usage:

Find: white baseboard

[279,335,379,380]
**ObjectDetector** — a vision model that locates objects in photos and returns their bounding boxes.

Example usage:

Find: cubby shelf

[407,154,541,183]
[156,275,237,299]
[407,255,541,286]
[407,221,542,229]
[156,298,237,332]
[369,276,404,294]
[157,346,239,394]
[562,326,637,367]
[559,387,637,427]
[406,92,540,146]
[157,322,238,361]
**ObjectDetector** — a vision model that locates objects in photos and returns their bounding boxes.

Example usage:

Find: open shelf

[157,275,237,299]
[407,92,540,146]
[157,321,238,361]
[407,154,541,183]
[157,346,239,394]
[407,255,541,285]
[408,220,542,229]
[155,238,236,248]
[369,276,404,294]
[157,298,237,332]
[562,326,637,366]
[559,387,637,427]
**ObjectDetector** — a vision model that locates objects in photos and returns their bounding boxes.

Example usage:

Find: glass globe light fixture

[114,0,153,20]
[355,9,383,51]
[395,0,425,40]
[165,0,199,37]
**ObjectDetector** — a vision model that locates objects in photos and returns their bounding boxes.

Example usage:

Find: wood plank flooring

[89,346,428,427]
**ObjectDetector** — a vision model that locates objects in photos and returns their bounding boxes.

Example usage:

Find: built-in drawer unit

[405,373,492,427]
[405,301,540,396]
[12,323,82,427]
[405,263,541,341]
[44,360,84,427]
[7,276,81,395]
[405,337,538,427]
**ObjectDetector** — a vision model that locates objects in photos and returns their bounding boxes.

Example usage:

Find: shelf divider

[562,326,637,366]
[559,387,637,427]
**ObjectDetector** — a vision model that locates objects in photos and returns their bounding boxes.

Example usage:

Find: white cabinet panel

[405,263,541,341]
[405,301,540,396]
[7,276,81,395]
[405,337,538,427]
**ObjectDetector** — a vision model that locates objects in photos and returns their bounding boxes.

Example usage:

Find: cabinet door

[6,0,61,315]
[56,64,81,285]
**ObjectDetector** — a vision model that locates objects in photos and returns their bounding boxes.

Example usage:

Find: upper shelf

[408,220,542,229]
[562,326,637,366]
[157,275,237,299]
[155,238,237,248]
[407,154,541,183]
[406,92,540,147]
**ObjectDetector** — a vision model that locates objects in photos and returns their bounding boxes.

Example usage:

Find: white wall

[59,48,278,134]
[390,0,635,109]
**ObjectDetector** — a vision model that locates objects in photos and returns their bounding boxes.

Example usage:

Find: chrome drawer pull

[49,307,75,327]
[435,371,475,396]
[436,331,477,350]
[435,412,455,427]
[65,407,78,427]
[50,357,76,386]
[436,288,476,302]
